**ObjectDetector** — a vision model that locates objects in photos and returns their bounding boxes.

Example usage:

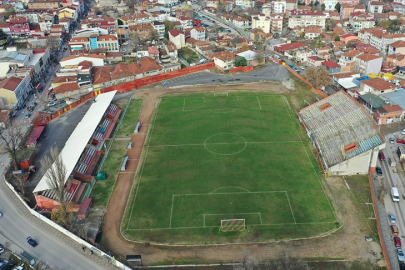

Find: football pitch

[121,92,338,244]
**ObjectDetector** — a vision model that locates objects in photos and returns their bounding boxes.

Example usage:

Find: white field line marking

[169,196,175,228]
[259,212,263,225]
[126,221,338,231]
[126,101,160,230]
[256,96,262,109]
[183,98,186,112]
[210,186,251,193]
[204,213,261,227]
[281,96,337,221]
[285,191,296,224]
[173,191,287,197]
[148,141,302,148]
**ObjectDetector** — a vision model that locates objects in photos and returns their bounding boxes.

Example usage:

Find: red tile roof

[356,54,382,61]
[52,82,80,94]
[0,77,22,91]
[362,78,396,91]
[169,29,183,37]
[322,60,340,68]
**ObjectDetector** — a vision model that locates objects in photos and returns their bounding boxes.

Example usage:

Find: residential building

[81,16,118,33]
[128,23,155,41]
[322,60,341,74]
[212,51,237,70]
[354,53,383,75]
[234,0,255,9]
[348,12,375,32]
[285,0,298,11]
[59,6,79,21]
[233,17,250,27]
[360,77,396,94]
[168,29,185,49]
[370,33,405,53]
[60,54,105,68]
[368,1,384,13]
[28,0,59,10]
[388,40,405,55]
[293,48,313,63]
[69,35,119,52]
[271,1,286,13]
[9,16,29,37]
[153,21,165,40]
[0,73,32,109]
[274,42,307,55]
[288,9,326,30]
[307,56,325,66]
[298,91,385,175]
[157,0,179,6]
[387,54,405,67]
[252,13,271,33]
[177,16,192,29]
[190,26,205,41]
[340,4,355,20]
[338,49,363,72]
[270,14,284,34]
[374,104,403,124]
[119,14,150,26]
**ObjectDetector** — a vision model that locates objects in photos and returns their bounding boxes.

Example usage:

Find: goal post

[220,219,246,232]
[214,92,228,97]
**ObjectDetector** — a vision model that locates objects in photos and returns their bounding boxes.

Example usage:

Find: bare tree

[46,37,60,54]
[0,123,27,170]
[41,146,67,203]
[305,66,332,89]
[40,146,73,228]
[233,253,259,270]
[265,249,309,270]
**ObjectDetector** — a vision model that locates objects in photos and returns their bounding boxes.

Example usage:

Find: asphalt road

[0,164,105,270]
[162,64,289,87]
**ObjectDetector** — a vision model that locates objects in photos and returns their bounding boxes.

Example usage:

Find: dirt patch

[101,83,382,265]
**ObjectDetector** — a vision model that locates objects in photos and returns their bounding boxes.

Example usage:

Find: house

[368,1,384,13]
[147,46,159,59]
[128,23,155,41]
[298,91,385,175]
[235,49,264,66]
[388,40,405,55]
[233,17,250,28]
[274,42,307,55]
[348,11,375,32]
[360,77,396,94]
[168,29,185,49]
[374,104,403,124]
[251,13,271,33]
[9,16,29,37]
[288,10,326,30]
[0,75,32,109]
[338,49,363,72]
[106,52,123,62]
[293,48,313,63]
[307,56,325,67]
[81,16,118,33]
[177,16,192,29]
[190,26,205,41]
[354,53,383,75]
[60,54,105,68]
[322,60,341,74]
[52,82,85,99]
[28,0,59,10]
[387,54,405,67]
[234,0,255,9]
[211,51,237,70]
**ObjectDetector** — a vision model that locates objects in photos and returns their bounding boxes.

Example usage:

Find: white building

[288,9,326,30]
[298,91,385,176]
[190,26,205,41]
[157,0,179,6]
[368,1,384,13]
[349,12,375,32]
[271,1,286,13]
[252,13,271,33]
[153,21,165,40]
[234,0,255,9]
[270,14,284,34]
[60,54,105,68]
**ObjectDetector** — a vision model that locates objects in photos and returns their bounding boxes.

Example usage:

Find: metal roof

[299,91,383,168]
[33,91,116,193]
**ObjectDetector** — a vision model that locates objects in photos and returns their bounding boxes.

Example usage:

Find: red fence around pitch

[229,66,254,75]
[33,62,215,126]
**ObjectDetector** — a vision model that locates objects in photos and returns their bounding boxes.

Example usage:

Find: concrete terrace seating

[106,104,118,117]
[83,146,97,165]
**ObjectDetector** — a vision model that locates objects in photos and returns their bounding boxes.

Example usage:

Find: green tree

[0,29,7,41]
[298,0,305,5]
[235,57,247,67]
[335,2,341,12]
[164,21,176,40]
[321,3,325,10]
[334,36,340,41]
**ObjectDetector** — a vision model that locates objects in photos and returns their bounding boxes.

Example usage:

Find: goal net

[214,92,228,97]
[220,219,246,232]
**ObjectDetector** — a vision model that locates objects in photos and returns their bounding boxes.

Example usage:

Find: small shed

[77,198,92,219]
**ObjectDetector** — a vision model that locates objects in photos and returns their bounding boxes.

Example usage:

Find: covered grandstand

[298,91,385,175]
[33,91,122,211]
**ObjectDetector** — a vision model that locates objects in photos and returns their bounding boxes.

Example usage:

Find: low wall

[33,62,215,126]
[5,180,131,270]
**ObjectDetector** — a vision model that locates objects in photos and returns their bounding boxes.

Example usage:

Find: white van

[392,187,400,202]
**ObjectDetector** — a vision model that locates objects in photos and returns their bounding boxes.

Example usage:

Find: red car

[397,138,405,144]
[395,236,402,247]
[379,151,385,161]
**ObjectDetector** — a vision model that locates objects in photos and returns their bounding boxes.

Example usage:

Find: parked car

[299,66,305,70]
[0,245,4,255]
[376,166,383,175]
[390,138,395,143]
[379,151,385,161]
[0,211,2,218]
[389,213,397,223]
[391,225,399,236]
[25,113,31,119]
[397,138,405,144]
[395,236,402,247]
[27,236,38,247]
[400,262,405,270]
[402,129,405,135]
[398,247,405,261]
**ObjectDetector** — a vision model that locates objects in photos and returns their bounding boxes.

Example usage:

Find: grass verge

[116,99,143,138]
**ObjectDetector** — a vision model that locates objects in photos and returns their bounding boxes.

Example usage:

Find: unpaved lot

[102,83,383,265]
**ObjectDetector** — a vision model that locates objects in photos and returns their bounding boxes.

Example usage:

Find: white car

[0,247,4,254]
[402,129,405,135]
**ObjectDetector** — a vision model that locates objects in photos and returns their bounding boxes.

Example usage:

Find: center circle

[204,133,247,155]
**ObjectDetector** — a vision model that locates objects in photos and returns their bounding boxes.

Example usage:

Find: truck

[388,158,397,167]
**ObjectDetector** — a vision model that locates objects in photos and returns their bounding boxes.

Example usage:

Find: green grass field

[122,92,337,244]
